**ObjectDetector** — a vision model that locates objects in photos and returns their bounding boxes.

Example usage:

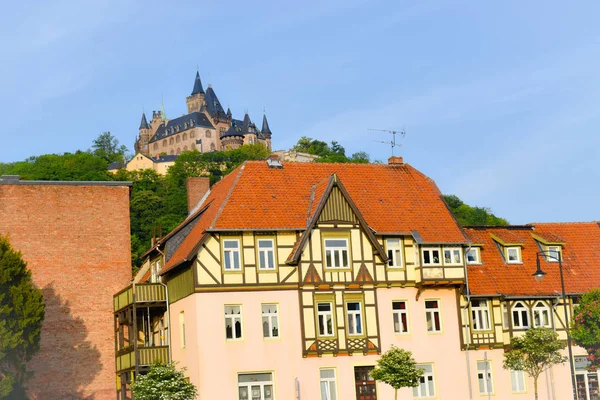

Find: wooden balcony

[113,283,167,313]
[115,346,169,373]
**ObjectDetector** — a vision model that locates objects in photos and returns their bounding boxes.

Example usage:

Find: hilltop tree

[443,195,508,226]
[371,346,424,400]
[572,289,600,371]
[132,362,197,400]
[0,235,45,398]
[91,132,129,163]
[503,327,567,400]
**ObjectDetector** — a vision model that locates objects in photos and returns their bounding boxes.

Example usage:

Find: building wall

[0,181,132,400]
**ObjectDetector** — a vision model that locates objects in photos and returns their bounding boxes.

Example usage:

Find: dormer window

[422,247,441,265]
[443,248,462,265]
[466,248,481,265]
[547,246,561,262]
[506,247,521,264]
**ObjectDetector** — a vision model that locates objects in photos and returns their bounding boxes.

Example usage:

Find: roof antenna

[369,128,406,157]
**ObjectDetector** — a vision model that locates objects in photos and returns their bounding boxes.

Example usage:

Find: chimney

[388,156,404,165]
[186,177,210,213]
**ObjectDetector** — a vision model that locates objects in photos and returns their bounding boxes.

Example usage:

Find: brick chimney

[388,156,404,165]
[186,177,210,213]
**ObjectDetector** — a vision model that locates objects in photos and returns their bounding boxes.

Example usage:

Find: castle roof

[204,87,227,120]
[191,71,204,95]
[261,114,272,135]
[160,161,468,275]
[139,112,150,130]
[150,111,215,143]
[220,124,244,139]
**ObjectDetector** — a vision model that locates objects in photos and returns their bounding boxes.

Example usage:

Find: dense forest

[0,134,507,269]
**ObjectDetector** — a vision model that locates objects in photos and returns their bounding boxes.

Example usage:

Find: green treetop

[371,346,424,400]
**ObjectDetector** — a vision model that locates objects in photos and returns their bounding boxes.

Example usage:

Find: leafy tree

[443,195,508,226]
[0,235,45,398]
[349,151,370,164]
[132,362,197,400]
[503,327,567,400]
[91,132,129,163]
[371,346,424,400]
[292,136,372,163]
[572,288,600,371]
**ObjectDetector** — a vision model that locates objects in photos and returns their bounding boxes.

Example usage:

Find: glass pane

[258,239,272,248]
[401,313,408,332]
[320,369,335,379]
[425,300,438,309]
[423,251,431,264]
[259,252,266,269]
[264,384,273,400]
[318,303,331,312]
[347,302,360,311]
[356,314,362,334]
[329,381,337,400]
[444,250,451,263]
[224,240,238,249]
[251,385,261,400]
[432,250,440,263]
[225,252,231,269]
[394,249,401,265]
[320,381,329,400]
[453,250,461,263]
[387,238,400,247]
[262,316,270,337]
[267,252,274,269]
[334,251,340,267]
[239,386,249,400]
[233,253,240,269]
[326,251,332,267]
[428,376,435,395]
[348,314,355,333]
[342,250,348,267]
[239,373,272,383]
[326,239,346,247]
[393,313,400,332]
[271,316,279,337]
[392,301,406,310]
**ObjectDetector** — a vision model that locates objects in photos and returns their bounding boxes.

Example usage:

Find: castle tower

[261,113,272,150]
[135,112,151,156]
[186,72,205,113]
[220,124,244,151]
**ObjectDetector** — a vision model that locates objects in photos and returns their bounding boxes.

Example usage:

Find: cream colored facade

[107,152,175,176]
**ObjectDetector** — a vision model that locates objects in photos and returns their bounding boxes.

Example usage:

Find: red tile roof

[465,223,600,296]
[161,161,467,274]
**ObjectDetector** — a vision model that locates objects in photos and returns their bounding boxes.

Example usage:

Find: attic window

[547,246,561,262]
[506,247,521,264]
[466,248,481,264]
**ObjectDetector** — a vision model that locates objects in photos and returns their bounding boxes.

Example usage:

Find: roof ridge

[208,162,247,229]
[306,175,333,225]
[529,221,600,225]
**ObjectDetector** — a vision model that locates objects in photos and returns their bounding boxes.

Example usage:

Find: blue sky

[1,0,599,224]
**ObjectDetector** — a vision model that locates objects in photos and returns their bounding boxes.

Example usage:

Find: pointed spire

[191,71,204,95]
[161,97,166,121]
[226,107,232,117]
[139,112,150,130]
[261,113,272,135]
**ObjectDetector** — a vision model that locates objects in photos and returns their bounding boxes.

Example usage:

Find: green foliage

[0,152,111,181]
[443,195,508,226]
[572,289,600,371]
[371,346,423,400]
[132,362,197,400]
[292,137,370,163]
[91,132,129,163]
[503,327,567,399]
[0,235,45,399]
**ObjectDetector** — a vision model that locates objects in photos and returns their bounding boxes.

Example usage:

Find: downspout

[155,246,172,363]
[463,245,474,400]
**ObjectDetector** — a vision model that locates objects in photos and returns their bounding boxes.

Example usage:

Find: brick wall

[0,182,132,400]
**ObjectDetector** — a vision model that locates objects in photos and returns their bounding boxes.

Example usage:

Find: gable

[318,187,359,224]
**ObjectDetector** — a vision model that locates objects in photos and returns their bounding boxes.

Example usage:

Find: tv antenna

[369,128,406,156]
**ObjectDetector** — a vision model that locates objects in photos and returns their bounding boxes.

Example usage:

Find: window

[425,300,441,333]
[512,301,530,329]
[163,139,167,147]
[179,311,186,348]
[324,238,349,268]
[386,238,403,268]
[153,143,158,150]
[190,130,195,138]
[547,246,561,262]
[506,247,521,263]
[262,304,279,338]
[205,130,211,138]
[502,303,509,329]
[443,247,462,265]
[223,239,241,271]
[392,301,409,334]
[183,145,188,151]
[225,305,242,340]
[466,248,481,264]
[477,361,494,394]
[471,299,491,331]
[317,302,334,337]
[258,239,275,270]
[238,373,273,400]
[176,136,180,143]
[533,301,551,328]
[176,147,181,155]
[183,133,187,140]
[510,370,526,393]
[422,248,441,265]
[169,138,174,145]
[346,302,363,336]
[413,364,435,398]
[320,369,337,400]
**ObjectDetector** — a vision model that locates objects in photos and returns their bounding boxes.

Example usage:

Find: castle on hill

[134,72,273,158]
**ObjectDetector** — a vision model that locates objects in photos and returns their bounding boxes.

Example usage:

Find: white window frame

[511,301,530,329]
[547,245,561,262]
[477,360,494,395]
[501,303,509,329]
[533,301,552,328]
[443,247,463,265]
[238,372,274,400]
[324,238,349,269]
[262,304,279,339]
[413,363,435,398]
[179,311,186,348]
[385,238,403,268]
[319,368,338,400]
[506,246,522,264]
[471,299,491,331]
[466,248,481,264]
[421,247,441,266]
[392,300,409,334]
[425,299,442,333]
[346,302,363,336]
[223,239,242,271]
[258,239,276,270]
[317,302,335,337]
[510,369,526,393]
[225,305,243,340]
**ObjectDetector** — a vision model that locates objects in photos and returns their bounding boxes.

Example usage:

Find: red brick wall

[186,177,210,213]
[0,183,132,400]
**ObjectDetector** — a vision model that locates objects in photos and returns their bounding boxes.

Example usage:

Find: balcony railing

[115,346,169,373]
[113,283,167,312]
